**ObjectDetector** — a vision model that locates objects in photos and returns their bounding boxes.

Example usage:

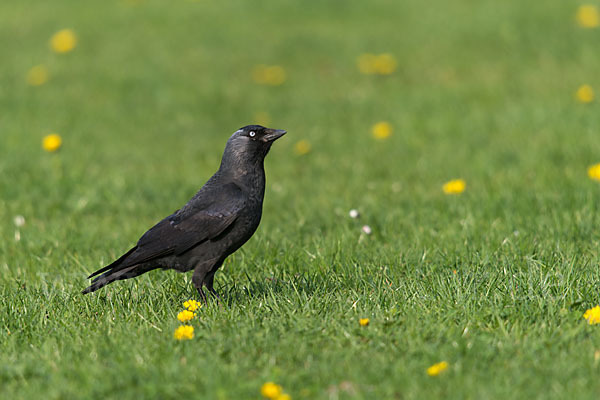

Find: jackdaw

[82,125,286,300]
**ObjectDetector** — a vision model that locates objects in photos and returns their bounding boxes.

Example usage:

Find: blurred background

[1,0,600,276]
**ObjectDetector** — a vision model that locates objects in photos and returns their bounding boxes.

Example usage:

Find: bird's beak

[262,129,287,142]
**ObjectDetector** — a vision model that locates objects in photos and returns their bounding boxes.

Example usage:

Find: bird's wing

[118,182,246,268]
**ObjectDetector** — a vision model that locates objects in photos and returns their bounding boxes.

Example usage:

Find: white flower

[13,215,25,227]
[361,225,372,235]
[349,209,359,219]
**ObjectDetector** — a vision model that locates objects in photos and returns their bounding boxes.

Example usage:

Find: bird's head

[221,125,287,170]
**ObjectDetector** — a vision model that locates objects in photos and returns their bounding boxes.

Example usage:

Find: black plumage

[82,125,286,300]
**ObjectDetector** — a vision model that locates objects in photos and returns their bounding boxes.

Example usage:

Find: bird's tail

[82,264,150,294]
[87,246,137,280]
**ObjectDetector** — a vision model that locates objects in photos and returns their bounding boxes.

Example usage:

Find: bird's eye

[249,131,256,137]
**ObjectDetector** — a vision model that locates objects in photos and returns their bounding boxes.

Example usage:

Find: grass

[2,0,600,398]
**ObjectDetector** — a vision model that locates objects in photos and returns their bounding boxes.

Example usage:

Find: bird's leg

[192,268,207,303]
[204,259,224,303]
[204,272,219,300]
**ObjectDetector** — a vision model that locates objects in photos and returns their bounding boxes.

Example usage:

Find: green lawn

[3,0,600,398]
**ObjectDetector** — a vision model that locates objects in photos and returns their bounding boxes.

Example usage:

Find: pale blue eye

[249,131,256,137]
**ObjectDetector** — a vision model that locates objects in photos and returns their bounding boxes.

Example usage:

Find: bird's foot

[206,287,221,306]
[196,286,207,303]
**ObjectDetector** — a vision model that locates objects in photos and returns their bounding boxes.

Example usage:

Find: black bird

[82,125,286,300]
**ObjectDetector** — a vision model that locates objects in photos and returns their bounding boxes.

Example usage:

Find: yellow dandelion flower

[50,29,77,53]
[42,133,62,152]
[373,53,397,75]
[357,53,378,75]
[294,140,311,155]
[426,361,449,376]
[252,65,286,86]
[584,305,600,324]
[588,163,600,181]
[357,53,397,75]
[576,84,594,103]
[371,121,392,140]
[359,318,370,327]
[261,382,283,399]
[177,310,196,323]
[442,179,466,195]
[577,5,600,28]
[275,394,291,400]
[174,325,194,340]
[254,112,271,127]
[183,299,202,312]
[26,65,49,86]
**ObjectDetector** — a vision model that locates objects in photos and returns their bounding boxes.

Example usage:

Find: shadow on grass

[76,256,381,309]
